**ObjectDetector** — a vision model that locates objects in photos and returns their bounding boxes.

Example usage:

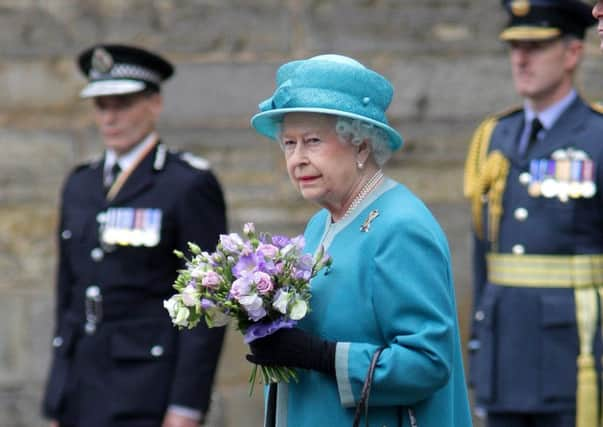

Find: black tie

[105,162,121,189]
[523,117,543,156]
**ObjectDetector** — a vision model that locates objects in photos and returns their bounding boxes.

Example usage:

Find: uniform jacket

[42,141,227,426]
[469,95,603,412]
[269,179,472,427]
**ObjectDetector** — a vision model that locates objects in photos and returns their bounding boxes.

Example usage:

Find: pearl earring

[357,161,364,170]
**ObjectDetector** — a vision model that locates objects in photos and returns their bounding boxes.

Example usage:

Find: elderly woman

[247,55,472,427]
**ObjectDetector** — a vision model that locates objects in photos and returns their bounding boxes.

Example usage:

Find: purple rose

[201,271,221,289]
[256,243,279,260]
[253,271,274,294]
[230,277,251,300]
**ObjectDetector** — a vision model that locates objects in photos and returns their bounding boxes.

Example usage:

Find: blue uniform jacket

[42,142,227,426]
[469,95,603,412]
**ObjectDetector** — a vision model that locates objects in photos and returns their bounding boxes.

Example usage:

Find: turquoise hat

[251,54,403,151]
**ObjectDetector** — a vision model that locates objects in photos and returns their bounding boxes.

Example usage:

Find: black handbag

[353,346,418,427]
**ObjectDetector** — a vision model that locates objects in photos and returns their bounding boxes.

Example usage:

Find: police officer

[463,2,602,427]
[42,44,228,427]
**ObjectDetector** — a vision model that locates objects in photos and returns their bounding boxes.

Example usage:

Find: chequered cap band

[89,63,162,85]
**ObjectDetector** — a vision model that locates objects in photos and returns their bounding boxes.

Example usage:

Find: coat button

[150,345,164,357]
[52,336,64,348]
[514,207,528,221]
[90,247,104,262]
[475,310,485,321]
[512,244,525,255]
[61,230,72,240]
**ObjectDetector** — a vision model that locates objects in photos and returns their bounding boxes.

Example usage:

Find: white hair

[274,114,394,166]
[334,116,392,166]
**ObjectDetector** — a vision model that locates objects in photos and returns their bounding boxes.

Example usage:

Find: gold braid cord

[464,117,510,244]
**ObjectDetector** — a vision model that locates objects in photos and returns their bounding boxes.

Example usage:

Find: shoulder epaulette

[589,101,603,115]
[494,104,522,120]
[179,152,211,171]
[463,105,520,199]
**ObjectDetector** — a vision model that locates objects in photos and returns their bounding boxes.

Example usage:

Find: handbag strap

[352,346,418,427]
[353,346,386,427]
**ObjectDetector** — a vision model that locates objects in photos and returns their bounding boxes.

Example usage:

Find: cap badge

[511,0,530,17]
[91,47,114,74]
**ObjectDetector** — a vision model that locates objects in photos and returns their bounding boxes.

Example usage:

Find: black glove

[246,327,336,376]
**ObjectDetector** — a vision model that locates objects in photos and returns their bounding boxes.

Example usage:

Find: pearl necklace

[340,170,384,221]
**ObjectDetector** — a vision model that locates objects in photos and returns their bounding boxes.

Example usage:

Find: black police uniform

[41,45,228,427]
[464,3,600,426]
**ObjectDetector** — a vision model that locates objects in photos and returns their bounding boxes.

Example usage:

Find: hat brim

[80,79,146,98]
[499,26,561,41]
[251,107,403,151]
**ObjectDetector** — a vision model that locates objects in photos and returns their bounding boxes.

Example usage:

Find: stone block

[161,62,280,126]
[0,59,81,111]
[303,0,504,55]
[0,295,26,383]
[0,205,57,291]
[0,130,75,204]
[386,56,519,121]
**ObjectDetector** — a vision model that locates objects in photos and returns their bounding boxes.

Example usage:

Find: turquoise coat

[269,179,472,427]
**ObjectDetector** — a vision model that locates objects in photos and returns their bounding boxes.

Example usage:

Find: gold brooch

[360,210,379,232]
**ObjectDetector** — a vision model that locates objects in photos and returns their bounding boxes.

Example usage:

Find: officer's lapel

[494,112,524,163]
[528,97,587,160]
[109,148,156,205]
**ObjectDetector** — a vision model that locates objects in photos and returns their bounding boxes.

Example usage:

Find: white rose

[290,299,308,320]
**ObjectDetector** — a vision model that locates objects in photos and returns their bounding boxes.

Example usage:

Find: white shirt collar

[524,89,577,131]
[104,131,158,173]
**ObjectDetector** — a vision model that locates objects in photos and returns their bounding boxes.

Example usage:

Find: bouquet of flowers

[164,222,331,394]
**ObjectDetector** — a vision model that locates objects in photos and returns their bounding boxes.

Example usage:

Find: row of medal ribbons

[99,207,162,247]
[522,156,596,202]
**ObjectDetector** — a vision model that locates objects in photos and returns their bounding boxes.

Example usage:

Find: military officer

[464,1,602,427]
[41,44,228,427]
[593,1,603,49]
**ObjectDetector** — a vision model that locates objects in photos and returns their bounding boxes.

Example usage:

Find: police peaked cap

[500,0,595,41]
[77,44,174,98]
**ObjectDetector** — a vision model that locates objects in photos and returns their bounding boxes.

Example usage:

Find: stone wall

[1,1,602,426]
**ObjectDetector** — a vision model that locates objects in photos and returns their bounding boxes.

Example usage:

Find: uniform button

[512,244,525,255]
[519,172,531,185]
[61,230,72,240]
[86,285,100,298]
[514,207,528,221]
[468,339,481,351]
[52,336,63,348]
[475,310,485,321]
[150,345,164,357]
[90,247,104,262]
